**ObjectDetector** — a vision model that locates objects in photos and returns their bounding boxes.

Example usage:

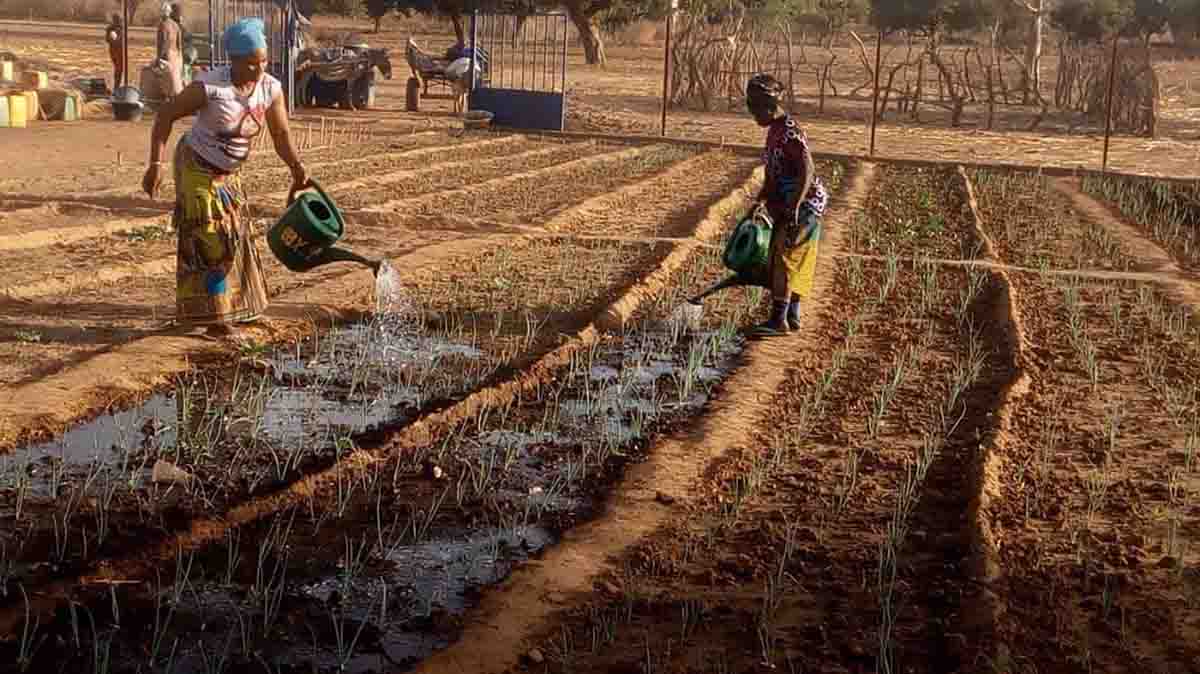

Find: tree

[800,0,868,47]
[365,0,392,32]
[868,0,997,125]
[393,0,471,43]
[868,0,997,38]
[1009,0,1047,104]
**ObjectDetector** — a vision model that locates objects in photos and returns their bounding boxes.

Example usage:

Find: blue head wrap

[223,18,267,57]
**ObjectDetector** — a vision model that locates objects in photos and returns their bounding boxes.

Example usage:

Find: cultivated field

[0,10,1198,674]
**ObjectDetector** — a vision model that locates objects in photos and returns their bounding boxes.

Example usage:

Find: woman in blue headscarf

[142,18,309,335]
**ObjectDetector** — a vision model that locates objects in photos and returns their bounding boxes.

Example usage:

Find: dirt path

[1051,177,1200,311]
[399,162,874,674]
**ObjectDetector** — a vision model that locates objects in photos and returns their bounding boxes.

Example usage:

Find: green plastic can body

[268,192,345,272]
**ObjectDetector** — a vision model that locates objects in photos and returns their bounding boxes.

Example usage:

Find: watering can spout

[310,246,384,274]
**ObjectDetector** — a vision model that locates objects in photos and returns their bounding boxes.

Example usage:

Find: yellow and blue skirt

[767,203,822,299]
[172,138,270,326]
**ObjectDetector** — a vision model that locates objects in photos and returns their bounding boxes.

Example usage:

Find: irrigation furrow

[0,164,763,641]
[398,163,872,674]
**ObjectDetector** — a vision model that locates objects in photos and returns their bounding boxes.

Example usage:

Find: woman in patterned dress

[745,73,829,336]
[142,18,309,336]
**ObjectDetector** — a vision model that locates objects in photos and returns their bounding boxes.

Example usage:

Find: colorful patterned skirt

[172,137,270,326]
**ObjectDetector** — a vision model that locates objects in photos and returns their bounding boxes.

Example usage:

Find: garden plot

[1080,173,1200,273]
[0,130,418,202]
[325,137,601,211]
[0,140,710,391]
[0,192,764,674]
[355,143,694,223]
[971,169,1134,273]
[0,137,588,294]
[405,149,760,368]
[507,161,1022,674]
[968,168,1200,673]
[0,144,760,662]
[0,147,757,572]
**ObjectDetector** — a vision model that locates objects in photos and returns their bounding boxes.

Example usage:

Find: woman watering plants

[745,73,828,337]
[142,17,310,336]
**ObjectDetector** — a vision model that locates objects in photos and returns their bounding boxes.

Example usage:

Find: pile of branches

[1086,57,1160,136]
[668,5,785,112]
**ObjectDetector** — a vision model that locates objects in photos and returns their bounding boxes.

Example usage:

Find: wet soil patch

[0,239,761,674]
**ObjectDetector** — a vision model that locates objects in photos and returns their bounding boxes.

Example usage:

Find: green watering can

[267,180,382,274]
[685,207,774,307]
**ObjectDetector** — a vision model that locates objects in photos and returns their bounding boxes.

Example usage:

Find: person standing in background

[156,2,184,100]
[171,3,193,85]
[106,13,125,91]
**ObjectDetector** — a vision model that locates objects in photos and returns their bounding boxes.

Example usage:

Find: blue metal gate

[468,12,568,132]
[208,0,301,111]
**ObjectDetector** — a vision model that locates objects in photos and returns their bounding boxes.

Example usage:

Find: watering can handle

[285,180,345,230]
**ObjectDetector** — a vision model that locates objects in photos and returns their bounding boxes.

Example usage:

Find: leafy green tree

[868,0,997,39]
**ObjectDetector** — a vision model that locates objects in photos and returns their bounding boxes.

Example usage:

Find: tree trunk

[566,4,606,66]
[450,13,466,46]
[1021,1,1044,105]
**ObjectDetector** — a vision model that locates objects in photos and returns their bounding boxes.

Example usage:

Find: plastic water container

[6,94,27,128]
[0,61,12,82]
[0,96,8,127]
[23,90,38,121]
[62,94,78,122]
[26,71,47,89]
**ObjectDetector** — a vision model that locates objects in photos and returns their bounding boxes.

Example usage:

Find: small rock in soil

[527,648,545,665]
[601,581,621,596]
[152,460,193,485]
[655,491,675,505]
[423,461,445,480]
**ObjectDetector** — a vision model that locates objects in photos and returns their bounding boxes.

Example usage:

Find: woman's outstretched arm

[266,93,309,194]
[143,82,206,197]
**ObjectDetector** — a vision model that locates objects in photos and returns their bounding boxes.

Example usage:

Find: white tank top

[186,66,282,173]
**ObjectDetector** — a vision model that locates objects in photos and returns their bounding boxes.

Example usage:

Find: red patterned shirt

[763,115,827,217]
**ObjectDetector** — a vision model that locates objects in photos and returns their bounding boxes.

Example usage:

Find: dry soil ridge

[401,161,875,674]
[957,165,1030,670]
[356,144,658,215]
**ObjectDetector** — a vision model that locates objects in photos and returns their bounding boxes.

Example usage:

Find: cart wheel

[353,75,376,110]
[405,76,420,111]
